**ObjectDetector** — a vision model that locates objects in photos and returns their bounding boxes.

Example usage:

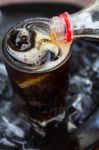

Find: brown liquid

[4,56,70,125]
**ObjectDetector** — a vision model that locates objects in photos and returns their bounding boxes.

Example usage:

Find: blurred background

[0,0,92,6]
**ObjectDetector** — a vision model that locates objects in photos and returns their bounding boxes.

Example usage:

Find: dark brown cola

[2,18,71,126]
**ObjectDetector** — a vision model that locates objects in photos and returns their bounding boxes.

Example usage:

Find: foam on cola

[6,21,71,72]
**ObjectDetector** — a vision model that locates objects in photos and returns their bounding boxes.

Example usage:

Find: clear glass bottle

[50,0,99,43]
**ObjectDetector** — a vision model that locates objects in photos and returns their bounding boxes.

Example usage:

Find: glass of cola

[2,18,71,126]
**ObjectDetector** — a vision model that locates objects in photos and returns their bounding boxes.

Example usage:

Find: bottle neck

[71,5,99,39]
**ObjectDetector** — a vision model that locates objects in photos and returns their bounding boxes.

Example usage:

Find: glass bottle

[50,0,99,43]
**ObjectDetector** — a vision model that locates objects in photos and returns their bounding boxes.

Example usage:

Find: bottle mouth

[50,12,73,43]
[50,16,66,42]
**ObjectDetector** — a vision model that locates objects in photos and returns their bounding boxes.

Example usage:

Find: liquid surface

[6,20,71,72]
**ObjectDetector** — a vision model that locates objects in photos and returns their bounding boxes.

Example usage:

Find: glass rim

[2,17,72,74]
